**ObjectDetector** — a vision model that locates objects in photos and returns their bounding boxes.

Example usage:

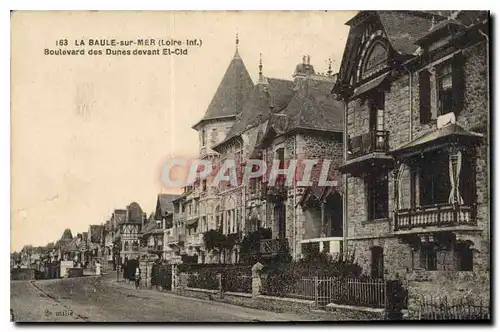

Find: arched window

[355,31,388,83]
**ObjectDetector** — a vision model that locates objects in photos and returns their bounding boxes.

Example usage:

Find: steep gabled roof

[336,11,448,91]
[60,229,73,241]
[141,215,158,236]
[126,202,143,224]
[155,194,181,219]
[215,77,294,149]
[377,11,436,55]
[279,77,344,134]
[193,50,254,129]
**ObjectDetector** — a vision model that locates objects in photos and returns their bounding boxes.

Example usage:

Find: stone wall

[345,37,489,302]
[285,133,344,259]
[199,119,235,156]
[11,268,35,281]
[407,269,490,314]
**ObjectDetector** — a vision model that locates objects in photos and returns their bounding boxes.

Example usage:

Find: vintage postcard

[10,10,491,322]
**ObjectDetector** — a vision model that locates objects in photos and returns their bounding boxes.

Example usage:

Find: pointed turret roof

[215,77,294,150]
[192,49,254,129]
[213,54,293,150]
[60,228,73,241]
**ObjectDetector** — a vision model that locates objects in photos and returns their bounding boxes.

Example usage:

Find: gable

[336,11,438,95]
[358,36,389,81]
[341,18,391,88]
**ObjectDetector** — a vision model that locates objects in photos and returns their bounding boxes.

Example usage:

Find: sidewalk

[107,279,336,321]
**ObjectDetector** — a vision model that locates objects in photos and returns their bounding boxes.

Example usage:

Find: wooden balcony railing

[348,130,389,160]
[395,204,476,231]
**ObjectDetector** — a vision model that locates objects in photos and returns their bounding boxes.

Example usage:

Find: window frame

[366,172,389,221]
[420,245,437,271]
[435,61,453,117]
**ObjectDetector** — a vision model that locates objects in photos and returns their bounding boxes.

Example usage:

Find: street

[10,274,331,322]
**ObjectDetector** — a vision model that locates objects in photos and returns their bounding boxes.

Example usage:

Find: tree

[203,229,227,263]
[224,233,238,263]
[240,227,272,264]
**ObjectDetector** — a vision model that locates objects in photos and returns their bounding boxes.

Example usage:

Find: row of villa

[164,10,490,304]
[14,10,489,306]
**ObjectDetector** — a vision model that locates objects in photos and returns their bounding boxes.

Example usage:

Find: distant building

[171,38,344,263]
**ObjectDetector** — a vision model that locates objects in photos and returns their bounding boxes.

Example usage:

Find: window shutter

[452,52,465,115]
[419,70,431,124]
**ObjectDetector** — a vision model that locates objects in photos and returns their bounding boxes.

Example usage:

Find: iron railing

[262,276,394,308]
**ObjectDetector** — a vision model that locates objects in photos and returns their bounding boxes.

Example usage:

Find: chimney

[293,55,315,84]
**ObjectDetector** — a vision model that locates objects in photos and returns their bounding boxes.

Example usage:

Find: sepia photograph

[9,9,491,323]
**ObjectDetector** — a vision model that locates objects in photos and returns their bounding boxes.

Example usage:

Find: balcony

[348,130,389,159]
[186,233,204,246]
[147,244,163,253]
[167,233,185,245]
[340,130,393,176]
[260,238,289,257]
[395,204,476,231]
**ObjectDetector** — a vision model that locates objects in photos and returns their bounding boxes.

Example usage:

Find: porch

[392,122,483,233]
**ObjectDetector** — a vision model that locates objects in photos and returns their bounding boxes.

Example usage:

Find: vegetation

[239,227,272,264]
[262,251,363,297]
[203,229,226,263]
[203,229,240,263]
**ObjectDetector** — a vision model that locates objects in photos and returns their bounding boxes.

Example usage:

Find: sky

[11,10,355,252]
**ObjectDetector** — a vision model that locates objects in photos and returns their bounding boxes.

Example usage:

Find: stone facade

[285,133,344,259]
[335,11,489,307]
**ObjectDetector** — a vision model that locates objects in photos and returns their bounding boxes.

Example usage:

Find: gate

[124,259,139,280]
[151,264,172,290]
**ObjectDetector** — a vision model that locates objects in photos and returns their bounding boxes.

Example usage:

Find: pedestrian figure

[135,266,141,289]
[123,256,128,280]
[95,261,102,276]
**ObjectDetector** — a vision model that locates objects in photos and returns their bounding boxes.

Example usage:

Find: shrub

[261,252,363,297]
[223,273,252,293]
[187,269,219,290]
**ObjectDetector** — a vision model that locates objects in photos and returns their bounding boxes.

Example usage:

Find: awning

[392,123,484,158]
[185,218,199,228]
[352,71,391,98]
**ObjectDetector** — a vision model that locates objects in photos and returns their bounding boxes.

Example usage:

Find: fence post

[314,276,319,305]
[217,273,223,299]
[171,264,177,292]
[251,262,264,298]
